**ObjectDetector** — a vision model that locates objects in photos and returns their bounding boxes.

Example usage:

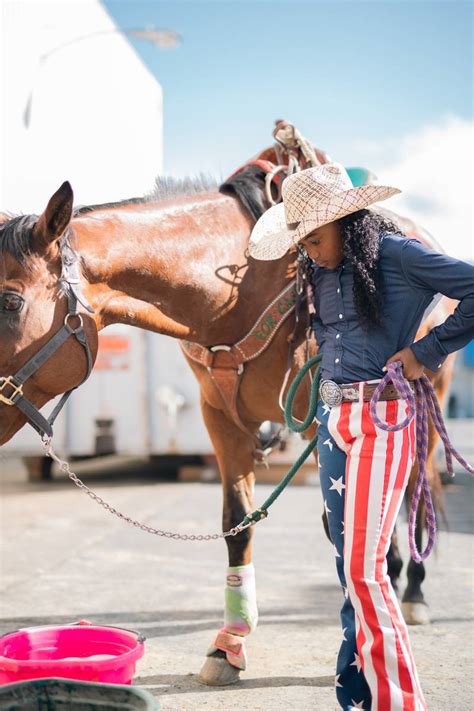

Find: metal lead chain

[41,437,252,541]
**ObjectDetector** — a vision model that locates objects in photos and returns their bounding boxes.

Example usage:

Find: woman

[248,163,474,711]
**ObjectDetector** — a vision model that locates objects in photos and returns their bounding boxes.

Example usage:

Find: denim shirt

[310,233,474,384]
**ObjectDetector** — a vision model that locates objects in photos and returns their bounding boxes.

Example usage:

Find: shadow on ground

[133,672,334,696]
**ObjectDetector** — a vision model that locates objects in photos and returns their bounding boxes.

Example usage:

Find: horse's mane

[74,167,267,222]
[74,173,220,215]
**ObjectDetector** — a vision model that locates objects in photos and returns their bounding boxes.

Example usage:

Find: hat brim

[249,184,401,261]
[248,203,298,261]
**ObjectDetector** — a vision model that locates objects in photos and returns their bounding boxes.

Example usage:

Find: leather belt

[319,378,415,407]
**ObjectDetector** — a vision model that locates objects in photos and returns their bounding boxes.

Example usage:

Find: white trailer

[3,326,213,459]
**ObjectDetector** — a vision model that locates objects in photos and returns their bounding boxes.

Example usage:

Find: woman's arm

[398,238,474,372]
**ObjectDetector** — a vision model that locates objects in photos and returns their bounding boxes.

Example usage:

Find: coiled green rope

[241,353,322,526]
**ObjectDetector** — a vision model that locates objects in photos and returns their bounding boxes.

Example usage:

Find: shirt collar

[311,257,348,275]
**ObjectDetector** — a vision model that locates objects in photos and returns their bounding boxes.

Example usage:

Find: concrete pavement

[0,455,473,710]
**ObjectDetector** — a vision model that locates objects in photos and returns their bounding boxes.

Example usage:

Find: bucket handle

[0,620,146,645]
[73,620,146,644]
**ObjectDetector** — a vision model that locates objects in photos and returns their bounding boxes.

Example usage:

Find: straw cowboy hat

[249,162,400,261]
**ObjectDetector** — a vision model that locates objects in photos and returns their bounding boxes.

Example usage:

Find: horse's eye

[1,293,24,313]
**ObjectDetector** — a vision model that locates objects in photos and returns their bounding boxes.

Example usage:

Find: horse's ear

[34,181,74,248]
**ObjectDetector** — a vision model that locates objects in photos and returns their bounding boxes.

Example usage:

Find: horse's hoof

[198,654,241,686]
[402,601,431,625]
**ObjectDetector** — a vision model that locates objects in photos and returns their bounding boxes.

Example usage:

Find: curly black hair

[338,209,403,330]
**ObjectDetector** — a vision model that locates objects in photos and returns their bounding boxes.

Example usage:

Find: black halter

[0,229,95,439]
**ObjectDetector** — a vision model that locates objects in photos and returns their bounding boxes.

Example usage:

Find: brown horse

[0,162,454,685]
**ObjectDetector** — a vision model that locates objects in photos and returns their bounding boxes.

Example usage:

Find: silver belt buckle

[320,379,343,407]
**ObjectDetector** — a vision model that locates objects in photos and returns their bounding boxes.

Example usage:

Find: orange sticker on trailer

[95,335,131,371]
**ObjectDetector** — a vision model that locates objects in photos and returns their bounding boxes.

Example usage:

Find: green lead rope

[242,353,322,527]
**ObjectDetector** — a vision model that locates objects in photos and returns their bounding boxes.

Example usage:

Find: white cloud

[356,116,473,261]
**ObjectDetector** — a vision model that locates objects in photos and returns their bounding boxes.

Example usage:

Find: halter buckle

[0,376,24,406]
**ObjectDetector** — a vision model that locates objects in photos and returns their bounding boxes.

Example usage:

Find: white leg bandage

[206,563,258,670]
[224,563,258,636]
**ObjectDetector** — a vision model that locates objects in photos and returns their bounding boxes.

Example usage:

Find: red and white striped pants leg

[327,384,428,711]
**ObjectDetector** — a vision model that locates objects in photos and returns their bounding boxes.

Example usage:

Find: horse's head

[0,182,98,445]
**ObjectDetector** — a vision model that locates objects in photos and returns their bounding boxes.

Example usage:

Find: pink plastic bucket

[0,621,145,686]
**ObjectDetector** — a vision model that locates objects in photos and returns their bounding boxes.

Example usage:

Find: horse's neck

[74,192,294,345]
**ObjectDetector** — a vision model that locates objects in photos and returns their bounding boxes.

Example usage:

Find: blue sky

[103,0,472,179]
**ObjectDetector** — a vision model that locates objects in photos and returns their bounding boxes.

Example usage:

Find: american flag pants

[316,383,428,711]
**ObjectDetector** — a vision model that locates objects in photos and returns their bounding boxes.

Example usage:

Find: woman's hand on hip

[384,347,424,380]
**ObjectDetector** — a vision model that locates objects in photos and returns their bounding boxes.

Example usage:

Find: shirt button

[336,334,341,339]
[335,358,340,364]
[339,313,343,319]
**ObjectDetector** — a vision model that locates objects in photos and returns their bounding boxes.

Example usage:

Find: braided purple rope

[369,364,416,432]
[370,361,474,563]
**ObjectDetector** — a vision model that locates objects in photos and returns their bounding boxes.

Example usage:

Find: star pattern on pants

[329,475,345,496]
[322,403,331,415]
[341,627,348,641]
[351,700,366,709]
[350,652,362,673]
[324,499,332,515]
[334,545,341,558]
[335,673,343,688]
[323,437,334,451]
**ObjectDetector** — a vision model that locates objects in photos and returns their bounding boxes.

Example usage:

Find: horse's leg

[401,438,439,625]
[401,449,442,625]
[198,398,258,686]
[401,505,430,624]
[401,356,453,624]
[386,525,404,596]
[321,509,331,541]
[400,455,430,625]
